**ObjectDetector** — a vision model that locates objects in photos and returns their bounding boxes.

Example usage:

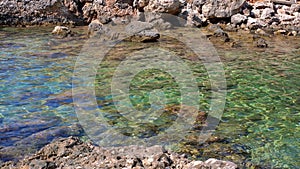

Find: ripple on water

[0,27,299,168]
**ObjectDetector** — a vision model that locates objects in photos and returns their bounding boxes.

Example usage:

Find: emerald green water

[0,27,299,168]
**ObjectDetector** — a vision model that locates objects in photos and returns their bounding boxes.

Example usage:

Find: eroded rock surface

[1,137,238,169]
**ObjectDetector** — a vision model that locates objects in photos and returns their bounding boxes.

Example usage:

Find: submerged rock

[51,26,73,38]
[256,38,268,48]
[0,116,84,164]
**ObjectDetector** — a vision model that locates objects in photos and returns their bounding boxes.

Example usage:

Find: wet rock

[52,26,73,38]
[0,117,62,147]
[231,13,248,26]
[1,137,238,169]
[202,0,247,19]
[144,0,181,14]
[213,28,231,42]
[255,28,267,35]
[124,21,160,42]
[205,158,238,169]
[0,120,83,164]
[256,38,268,48]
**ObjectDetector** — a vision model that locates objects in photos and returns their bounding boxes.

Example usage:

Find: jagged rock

[187,12,208,27]
[202,0,246,19]
[0,0,85,26]
[252,8,261,18]
[125,21,160,42]
[0,137,238,169]
[134,0,150,9]
[278,13,296,21]
[144,0,181,14]
[231,13,248,25]
[290,3,300,13]
[253,1,274,9]
[143,13,173,30]
[261,8,275,19]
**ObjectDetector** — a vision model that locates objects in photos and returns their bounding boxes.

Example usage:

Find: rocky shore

[0,0,300,36]
[1,137,238,169]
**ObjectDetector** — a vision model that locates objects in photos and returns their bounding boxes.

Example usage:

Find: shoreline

[0,0,299,36]
[1,136,240,169]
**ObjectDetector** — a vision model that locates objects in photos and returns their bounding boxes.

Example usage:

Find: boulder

[205,158,238,169]
[187,12,208,27]
[231,13,247,25]
[202,0,246,19]
[52,26,73,37]
[125,21,160,42]
[253,1,273,9]
[261,8,275,19]
[144,0,181,14]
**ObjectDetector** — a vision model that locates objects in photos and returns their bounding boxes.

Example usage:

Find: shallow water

[0,26,299,168]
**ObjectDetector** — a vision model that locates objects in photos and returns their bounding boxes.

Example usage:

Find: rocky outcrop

[0,137,238,169]
[144,0,181,14]
[1,0,299,37]
[0,0,86,26]
[201,0,247,19]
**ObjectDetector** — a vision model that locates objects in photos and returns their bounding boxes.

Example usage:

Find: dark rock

[125,30,160,42]
[256,38,268,48]
[187,12,208,27]
[0,124,84,163]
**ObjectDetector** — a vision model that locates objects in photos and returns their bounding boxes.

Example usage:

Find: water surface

[0,26,299,168]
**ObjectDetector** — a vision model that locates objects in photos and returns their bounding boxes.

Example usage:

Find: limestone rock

[231,13,247,25]
[205,158,238,169]
[144,0,181,14]
[202,0,246,19]
[125,21,160,42]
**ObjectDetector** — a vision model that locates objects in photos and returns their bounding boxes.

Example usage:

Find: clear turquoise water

[0,27,299,168]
